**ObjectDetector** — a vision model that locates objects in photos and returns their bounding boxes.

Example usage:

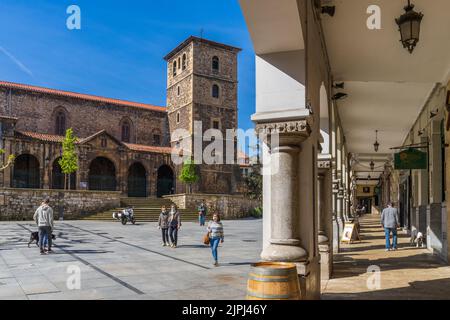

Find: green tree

[179,158,199,194]
[0,149,15,171]
[58,128,78,190]
[244,164,262,202]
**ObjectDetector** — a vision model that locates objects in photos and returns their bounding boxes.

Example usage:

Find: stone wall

[164,193,260,220]
[0,133,174,197]
[167,42,194,89]
[193,41,238,82]
[0,87,169,147]
[0,188,121,221]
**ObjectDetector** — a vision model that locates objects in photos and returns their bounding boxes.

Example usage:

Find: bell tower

[164,36,241,194]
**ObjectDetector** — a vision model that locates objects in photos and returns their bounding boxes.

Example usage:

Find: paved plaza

[2,215,450,300]
[322,215,450,300]
[0,218,262,300]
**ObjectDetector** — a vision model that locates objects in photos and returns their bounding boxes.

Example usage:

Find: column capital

[318,159,331,170]
[255,119,311,146]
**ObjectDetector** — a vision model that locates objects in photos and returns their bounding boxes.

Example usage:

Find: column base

[319,242,332,280]
[332,216,341,254]
[296,256,320,300]
[260,243,320,300]
[261,242,307,262]
[318,233,328,244]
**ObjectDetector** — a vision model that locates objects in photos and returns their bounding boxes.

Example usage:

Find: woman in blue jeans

[207,213,224,266]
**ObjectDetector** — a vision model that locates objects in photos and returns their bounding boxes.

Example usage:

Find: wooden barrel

[246,262,300,300]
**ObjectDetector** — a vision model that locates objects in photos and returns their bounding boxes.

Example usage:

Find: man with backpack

[33,197,54,255]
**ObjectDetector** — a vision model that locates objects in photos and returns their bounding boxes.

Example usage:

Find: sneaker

[162,243,166,247]
[40,250,46,255]
[213,261,218,267]
[47,249,53,254]
[385,248,390,252]
[173,244,177,248]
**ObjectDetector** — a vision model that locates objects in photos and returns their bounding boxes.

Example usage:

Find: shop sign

[394,148,427,170]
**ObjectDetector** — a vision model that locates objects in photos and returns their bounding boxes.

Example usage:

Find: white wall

[255,51,306,115]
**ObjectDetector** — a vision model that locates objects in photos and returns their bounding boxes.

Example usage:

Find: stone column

[428,120,443,253]
[256,119,318,299]
[317,174,332,280]
[77,147,88,191]
[42,144,50,190]
[336,173,344,229]
[260,143,307,262]
[332,164,340,253]
[3,139,13,188]
[317,159,333,279]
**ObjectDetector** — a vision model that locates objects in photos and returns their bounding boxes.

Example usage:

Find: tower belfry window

[55,111,66,135]
[212,56,219,72]
[212,84,220,98]
[182,54,187,70]
[173,61,177,76]
[122,120,131,142]
[153,129,161,146]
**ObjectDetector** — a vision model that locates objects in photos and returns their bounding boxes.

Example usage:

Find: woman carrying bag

[158,206,170,246]
[168,204,181,248]
[207,213,224,267]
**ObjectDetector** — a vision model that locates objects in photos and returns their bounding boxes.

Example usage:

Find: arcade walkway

[322,215,450,300]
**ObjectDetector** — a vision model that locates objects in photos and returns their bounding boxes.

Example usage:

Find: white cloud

[0,46,33,77]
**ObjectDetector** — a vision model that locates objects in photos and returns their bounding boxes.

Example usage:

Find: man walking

[198,200,207,226]
[33,198,54,255]
[381,202,399,251]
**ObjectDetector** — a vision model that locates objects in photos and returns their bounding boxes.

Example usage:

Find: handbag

[203,232,210,245]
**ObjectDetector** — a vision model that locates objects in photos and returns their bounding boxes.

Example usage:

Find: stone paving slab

[0,219,262,300]
[4,216,449,300]
[322,215,450,300]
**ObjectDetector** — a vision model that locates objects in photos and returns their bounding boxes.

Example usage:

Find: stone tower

[164,36,241,194]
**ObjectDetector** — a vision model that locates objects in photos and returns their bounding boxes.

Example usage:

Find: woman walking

[207,213,224,266]
[158,206,170,246]
[168,204,181,248]
[198,200,207,226]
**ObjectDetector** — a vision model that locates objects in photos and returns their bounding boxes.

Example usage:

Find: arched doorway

[88,157,117,191]
[12,154,40,189]
[51,158,76,190]
[128,162,147,197]
[156,165,174,198]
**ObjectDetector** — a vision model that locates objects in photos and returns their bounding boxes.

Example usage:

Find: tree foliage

[244,165,262,202]
[58,128,78,190]
[0,149,15,171]
[179,158,199,193]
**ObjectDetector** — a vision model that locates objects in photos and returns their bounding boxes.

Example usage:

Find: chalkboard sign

[341,223,361,243]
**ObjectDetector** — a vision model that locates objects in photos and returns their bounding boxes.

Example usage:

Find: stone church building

[0,36,244,199]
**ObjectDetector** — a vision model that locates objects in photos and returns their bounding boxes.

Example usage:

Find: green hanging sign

[394,148,427,170]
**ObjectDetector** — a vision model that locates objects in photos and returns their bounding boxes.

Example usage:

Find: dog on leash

[28,232,56,247]
[410,227,425,248]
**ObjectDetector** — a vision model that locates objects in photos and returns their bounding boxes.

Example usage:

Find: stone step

[81,197,201,222]
[82,215,201,222]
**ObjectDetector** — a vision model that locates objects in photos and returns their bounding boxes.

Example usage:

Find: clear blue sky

[0,0,256,134]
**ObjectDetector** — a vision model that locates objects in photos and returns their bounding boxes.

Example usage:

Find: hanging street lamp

[395,0,424,54]
[370,160,375,171]
[374,130,380,152]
